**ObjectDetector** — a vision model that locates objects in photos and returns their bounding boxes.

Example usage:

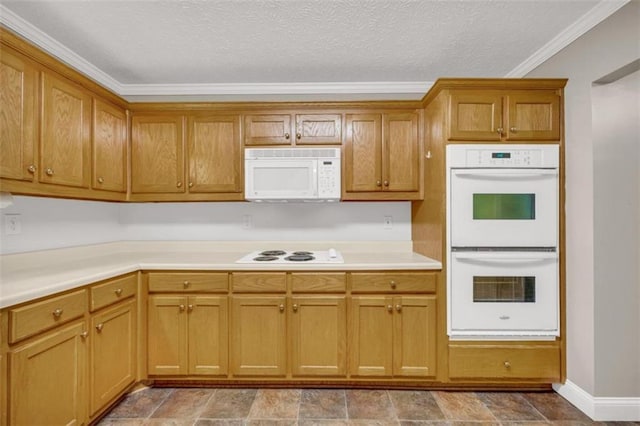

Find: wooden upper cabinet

[131,115,185,193]
[187,115,242,193]
[244,113,342,146]
[449,90,561,142]
[244,114,292,145]
[0,48,37,182]
[344,112,420,199]
[93,99,127,192]
[41,72,91,187]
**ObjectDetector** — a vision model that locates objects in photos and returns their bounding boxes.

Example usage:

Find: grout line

[146,388,175,419]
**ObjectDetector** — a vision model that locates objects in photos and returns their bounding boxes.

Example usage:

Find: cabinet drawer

[148,272,228,292]
[351,273,436,293]
[449,345,560,380]
[232,273,286,293]
[90,274,137,312]
[9,289,86,343]
[291,273,346,292]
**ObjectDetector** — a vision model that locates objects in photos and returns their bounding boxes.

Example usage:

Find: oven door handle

[452,170,557,178]
[453,252,557,262]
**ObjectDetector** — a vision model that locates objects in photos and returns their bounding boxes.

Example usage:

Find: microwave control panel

[317,158,341,198]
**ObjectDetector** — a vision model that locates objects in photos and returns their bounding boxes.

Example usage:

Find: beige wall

[527,0,640,397]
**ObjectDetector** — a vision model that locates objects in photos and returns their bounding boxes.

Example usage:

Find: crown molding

[506,0,631,77]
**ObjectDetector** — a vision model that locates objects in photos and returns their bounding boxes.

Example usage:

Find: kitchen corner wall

[0,196,411,255]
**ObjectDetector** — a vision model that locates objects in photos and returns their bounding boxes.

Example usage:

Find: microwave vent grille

[246,148,340,159]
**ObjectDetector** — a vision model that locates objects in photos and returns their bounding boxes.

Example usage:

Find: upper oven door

[450,168,558,247]
[245,159,317,200]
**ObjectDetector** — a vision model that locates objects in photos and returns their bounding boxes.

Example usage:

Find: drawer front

[232,273,286,293]
[148,272,228,292]
[9,289,87,343]
[351,273,436,293]
[291,273,346,292]
[448,345,560,380]
[90,274,137,311]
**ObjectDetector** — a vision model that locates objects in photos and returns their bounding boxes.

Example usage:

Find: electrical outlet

[5,214,22,235]
[242,214,252,229]
[383,215,393,229]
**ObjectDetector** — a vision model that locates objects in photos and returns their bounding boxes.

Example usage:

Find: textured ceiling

[1,0,604,98]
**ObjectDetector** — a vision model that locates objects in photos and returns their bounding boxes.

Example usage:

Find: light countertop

[0,241,442,309]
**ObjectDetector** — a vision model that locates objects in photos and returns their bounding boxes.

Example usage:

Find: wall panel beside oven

[446,144,560,340]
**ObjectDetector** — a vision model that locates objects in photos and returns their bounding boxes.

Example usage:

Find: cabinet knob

[52,308,63,318]
[504,361,511,369]
[96,323,104,332]
[179,304,185,312]
[383,180,389,187]
[395,304,402,312]
[376,180,382,187]
[183,281,190,288]
[390,280,396,289]
[285,133,290,140]
[510,127,517,133]
[97,177,104,184]
[496,127,504,135]
[114,288,123,296]
[177,181,183,188]
[425,151,432,159]
[292,303,298,312]
[27,164,36,173]
[387,304,393,312]
[188,304,194,311]
[45,168,54,176]
[188,182,194,188]
[279,304,285,312]
[80,331,88,339]
[296,132,301,140]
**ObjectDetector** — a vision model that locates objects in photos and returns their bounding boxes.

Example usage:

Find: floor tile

[200,388,257,419]
[389,390,445,421]
[194,420,243,426]
[477,392,546,421]
[299,389,347,419]
[151,388,215,419]
[244,420,298,426]
[523,392,593,421]
[247,389,301,419]
[431,391,496,422]
[104,387,173,419]
[345,389,397,421]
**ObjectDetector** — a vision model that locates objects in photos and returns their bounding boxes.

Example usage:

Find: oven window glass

[473,194,535,220]
[473,277,536,303]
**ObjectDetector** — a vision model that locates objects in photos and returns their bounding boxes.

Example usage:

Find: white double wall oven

[447,144,560,339]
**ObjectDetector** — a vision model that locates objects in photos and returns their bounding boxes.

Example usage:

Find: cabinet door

[449,92,503,141]
[8,322,87,425]
[188,296,228,376]
[295,114,342,145]
[93,99,127,192]
[392,296,436,378]
[230,296,286,376]
[90,299,136,415]
[41,72,91,187]
[131,115,185,193]
[188,115,242,193]
[384,113,419,192]
[147,295,187,375]
[0,48,37,182]
[349,296,393,377]
[244,114,292,145]
[344,114,382,192]
[291,296,346,377]
[506,93,561,141]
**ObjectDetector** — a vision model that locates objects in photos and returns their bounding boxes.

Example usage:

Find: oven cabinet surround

[0,33,129,201]
[244,113,342,146]
[0,272,138,426]
[343,111,422,200]
[412,78,567,384]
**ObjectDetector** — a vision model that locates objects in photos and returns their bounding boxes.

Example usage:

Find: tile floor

[98,387,636,425]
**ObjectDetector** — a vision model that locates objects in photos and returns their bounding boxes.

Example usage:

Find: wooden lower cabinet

[90,299,136,416]
[147,295,228,376]
[8,321,87,425]
[230,296,287,376]
[290,296,347,377]
[350,295,436,378]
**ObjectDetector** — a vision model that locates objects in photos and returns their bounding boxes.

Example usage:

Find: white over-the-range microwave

[244,147,341,202]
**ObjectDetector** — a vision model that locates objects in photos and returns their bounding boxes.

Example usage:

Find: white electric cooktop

[235,249,344,264]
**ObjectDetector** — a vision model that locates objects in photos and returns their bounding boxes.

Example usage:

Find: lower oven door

[449,251,559,338]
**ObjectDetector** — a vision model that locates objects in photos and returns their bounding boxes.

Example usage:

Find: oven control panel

[447,144,559,168]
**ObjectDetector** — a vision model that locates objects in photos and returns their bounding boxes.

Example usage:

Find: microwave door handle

[313,165,318,196]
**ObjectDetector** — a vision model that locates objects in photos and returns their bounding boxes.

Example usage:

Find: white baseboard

[554,380,640,421]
